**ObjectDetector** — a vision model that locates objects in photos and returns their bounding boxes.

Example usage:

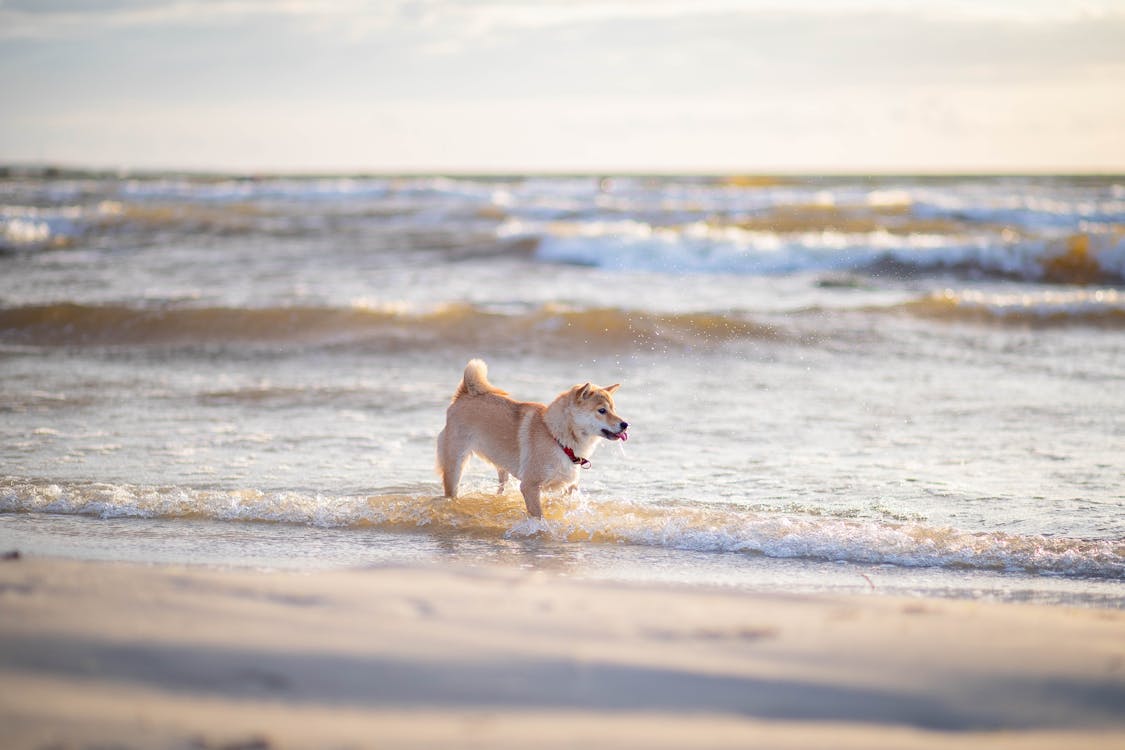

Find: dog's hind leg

[437,429,469,498]
[497,469,509,495]
[441,452,469,498]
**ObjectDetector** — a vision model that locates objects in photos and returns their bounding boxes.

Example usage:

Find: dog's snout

[619,421,629,431]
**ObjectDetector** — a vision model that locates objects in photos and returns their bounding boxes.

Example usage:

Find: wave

[0,202,122,252]
[503,218,1125,283]
[895,288,1125,328]
[2,478,1121,579]
[2,290,1120,353]
[0,302,783,351]
[908,184,1125,232]
[6,174,1122,285]
[0,177,507,251]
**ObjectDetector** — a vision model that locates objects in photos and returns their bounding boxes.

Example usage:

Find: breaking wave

[2,478,1121,579]
[503,218,1125,284]
[0,201,123,252]
[6,173,1122,286]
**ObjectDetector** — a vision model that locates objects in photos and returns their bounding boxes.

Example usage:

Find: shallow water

[1,171,1122,606]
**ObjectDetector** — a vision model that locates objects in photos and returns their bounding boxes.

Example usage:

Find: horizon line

[4,162,1124,180]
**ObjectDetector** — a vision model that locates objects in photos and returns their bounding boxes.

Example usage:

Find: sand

[0,555,1122,750]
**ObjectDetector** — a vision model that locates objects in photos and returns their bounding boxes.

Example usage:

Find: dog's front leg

[497,469,509,495]
[520,482,543,518]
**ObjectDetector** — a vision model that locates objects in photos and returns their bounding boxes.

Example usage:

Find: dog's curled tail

[453,358,501,401]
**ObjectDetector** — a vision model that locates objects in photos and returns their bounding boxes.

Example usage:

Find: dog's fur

[436,359,628,517]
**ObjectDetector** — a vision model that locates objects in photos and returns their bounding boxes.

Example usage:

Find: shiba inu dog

[436,359,628,517]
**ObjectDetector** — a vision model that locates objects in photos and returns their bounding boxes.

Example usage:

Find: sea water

[1,171,1122,607]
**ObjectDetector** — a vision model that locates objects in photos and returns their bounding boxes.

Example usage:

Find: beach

[1,554,1123,749]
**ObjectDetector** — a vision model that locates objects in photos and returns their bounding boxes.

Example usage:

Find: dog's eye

[598,408,607,414]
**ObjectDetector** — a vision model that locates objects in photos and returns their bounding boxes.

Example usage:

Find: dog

[436,359,628,517]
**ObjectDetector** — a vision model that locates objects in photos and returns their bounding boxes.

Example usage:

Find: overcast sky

[2,0,1122,173]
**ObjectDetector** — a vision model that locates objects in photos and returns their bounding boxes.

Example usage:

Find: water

[1,170,1122,607]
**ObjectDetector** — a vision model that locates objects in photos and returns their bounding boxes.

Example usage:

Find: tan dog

[436,359,628,517]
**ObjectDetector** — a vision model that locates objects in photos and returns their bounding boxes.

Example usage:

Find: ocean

[1,170,1122,607]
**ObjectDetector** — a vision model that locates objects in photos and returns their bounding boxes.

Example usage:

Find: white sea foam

[499,216,1125,280]
[1,217,52,247]
[3,479,1121,579]
[0,201,126,251]
[933,288,1124,318]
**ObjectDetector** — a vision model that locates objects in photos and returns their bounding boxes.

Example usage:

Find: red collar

[557,440,590,468]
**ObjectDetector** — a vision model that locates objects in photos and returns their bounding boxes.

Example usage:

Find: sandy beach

[0,555,1121,749]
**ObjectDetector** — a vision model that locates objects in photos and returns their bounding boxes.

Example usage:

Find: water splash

[3,478,1121,579]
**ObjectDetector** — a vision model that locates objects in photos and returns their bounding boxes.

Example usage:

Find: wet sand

[1,555,1122,749]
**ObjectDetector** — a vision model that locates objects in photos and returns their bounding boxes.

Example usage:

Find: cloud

[5,2,1122,95]
[0,0,396,38]
[2,0,1122,170]
[4,0,1121,39]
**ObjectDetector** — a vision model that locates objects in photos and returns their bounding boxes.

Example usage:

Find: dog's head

[566,382,628,442]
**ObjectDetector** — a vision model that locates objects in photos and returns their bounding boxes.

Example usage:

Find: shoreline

[1,555,1123,749]
[3,486,1123,610]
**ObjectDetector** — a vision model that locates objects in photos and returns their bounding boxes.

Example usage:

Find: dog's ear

[603,384,620,394]
[575,383,592,400]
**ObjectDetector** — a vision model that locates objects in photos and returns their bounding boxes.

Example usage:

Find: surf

[3,478,1121,580]
[0,301,786,351]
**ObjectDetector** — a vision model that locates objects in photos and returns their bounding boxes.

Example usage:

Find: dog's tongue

[619,430,628,441]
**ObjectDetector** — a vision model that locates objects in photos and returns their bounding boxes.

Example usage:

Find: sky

[1,0,1123,174]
